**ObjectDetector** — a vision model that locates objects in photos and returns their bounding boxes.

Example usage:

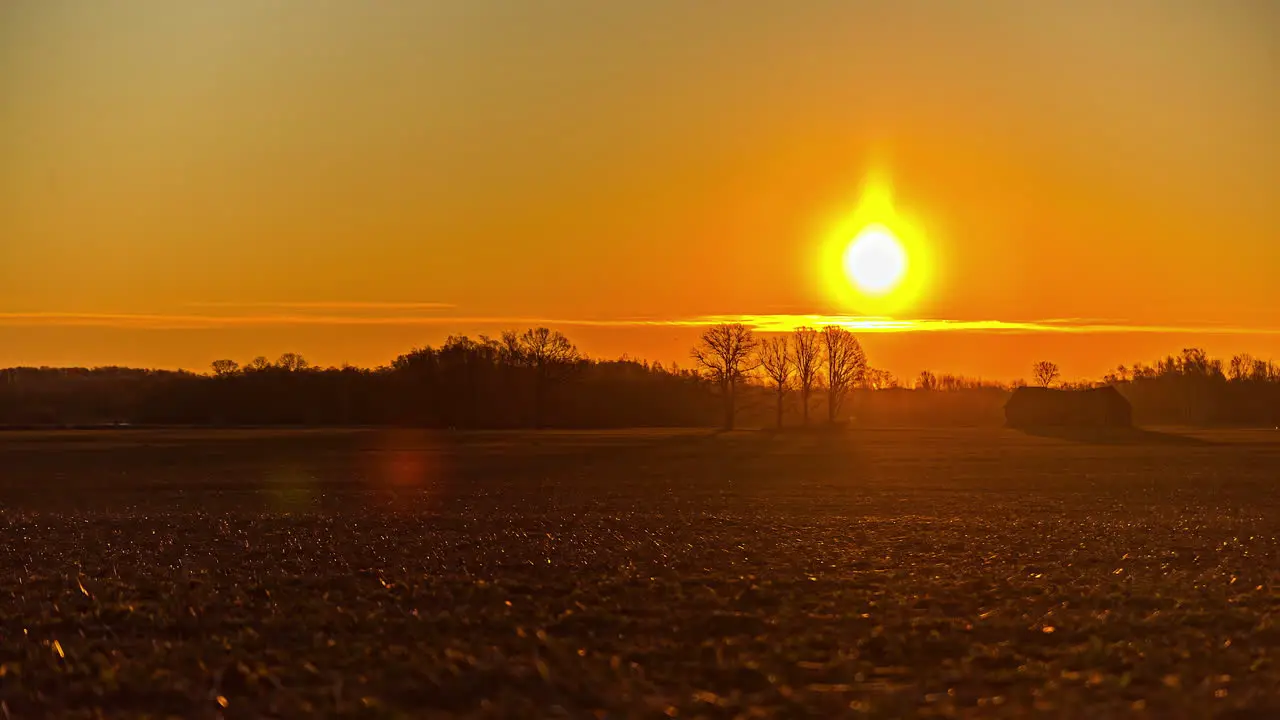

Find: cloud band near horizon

[0,310,1278,336]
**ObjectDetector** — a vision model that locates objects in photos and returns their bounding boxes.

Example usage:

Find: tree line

[0,330,715,429]
[1029,349,1280,426]
[0,327,1277,428]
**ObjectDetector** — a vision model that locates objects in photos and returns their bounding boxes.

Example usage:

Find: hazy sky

[2,1,1277,380]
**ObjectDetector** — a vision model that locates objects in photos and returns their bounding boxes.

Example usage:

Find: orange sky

[2,1,1277,382]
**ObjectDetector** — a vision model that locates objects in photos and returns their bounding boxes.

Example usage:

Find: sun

[816,169,935,316]
[843,225,907,295]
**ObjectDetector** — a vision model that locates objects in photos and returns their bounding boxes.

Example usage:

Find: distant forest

[1,325,1277,429]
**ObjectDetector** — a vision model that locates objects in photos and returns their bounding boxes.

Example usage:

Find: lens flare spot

[364,430,447,508]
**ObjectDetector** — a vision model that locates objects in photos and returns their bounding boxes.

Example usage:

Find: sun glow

[818,171,934,316]
[843,225,906,295]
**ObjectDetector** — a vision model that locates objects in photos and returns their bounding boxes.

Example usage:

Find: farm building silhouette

[1005,386,1132,428]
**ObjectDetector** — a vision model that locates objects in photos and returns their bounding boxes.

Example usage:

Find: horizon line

[1,311,1278,336]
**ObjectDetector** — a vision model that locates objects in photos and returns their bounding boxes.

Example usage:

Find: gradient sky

[2,1,1277,381]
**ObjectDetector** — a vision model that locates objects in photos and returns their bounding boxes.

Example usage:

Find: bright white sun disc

[843,226,907,294]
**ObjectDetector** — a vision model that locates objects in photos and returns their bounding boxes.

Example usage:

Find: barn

[1005,386,1132,428]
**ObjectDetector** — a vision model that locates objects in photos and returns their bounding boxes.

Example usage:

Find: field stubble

[1,426,1279,718]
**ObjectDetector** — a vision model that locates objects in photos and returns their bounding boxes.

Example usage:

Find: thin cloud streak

[0,312,532,329]
[1,311,1278,336]
[186,301,456,311]
[708,315,1280,335]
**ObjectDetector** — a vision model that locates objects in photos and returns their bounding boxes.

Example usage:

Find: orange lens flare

[363,429,447,509]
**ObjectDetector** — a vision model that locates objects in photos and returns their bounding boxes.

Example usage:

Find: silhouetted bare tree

[248,356,272,372]
[1032,361,1060,388]
[277,353,310,372]
[506,327,582,427]
[758,336,792,428]
[1229,353,1256,382]
[210,359,239,377]
[917,370,938,391]
[1253,359,1277,382]
[792,326,822,425]
[1102,364,1132,385]
[820,326,866,422]
[513,328,579,367]
[863,367,897,389]
[692,323,758,430]
[1176,348,1220,378]
[499,331,524,366]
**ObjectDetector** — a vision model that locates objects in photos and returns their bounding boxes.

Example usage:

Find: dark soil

[2,426,1279,718]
